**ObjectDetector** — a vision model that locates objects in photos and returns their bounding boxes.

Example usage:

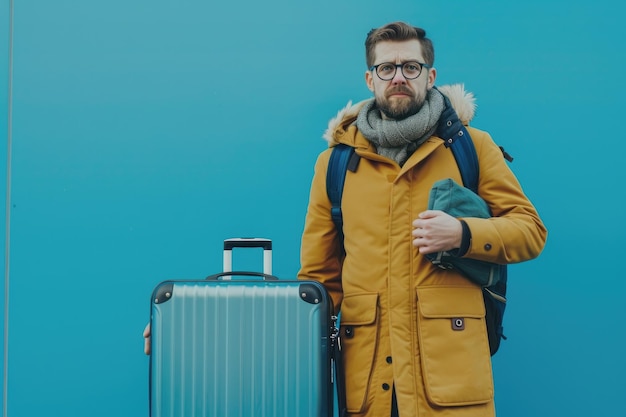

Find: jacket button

[344,326,354,339]
[386,356,392,364]
[484,243,492,251]
[382,383,390,391]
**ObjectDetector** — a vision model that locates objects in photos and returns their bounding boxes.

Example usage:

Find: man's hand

[143,323,151,355]
[412,210,463,254]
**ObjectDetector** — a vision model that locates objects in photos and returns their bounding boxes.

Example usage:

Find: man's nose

[391,67,407,84]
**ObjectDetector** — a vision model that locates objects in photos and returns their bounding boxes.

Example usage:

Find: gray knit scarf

[355,88,445,166]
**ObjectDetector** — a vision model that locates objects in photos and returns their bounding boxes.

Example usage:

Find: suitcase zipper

[331,315,347,417]
[330,315,340,384]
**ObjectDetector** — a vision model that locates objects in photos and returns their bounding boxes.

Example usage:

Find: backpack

[326,99,509,356]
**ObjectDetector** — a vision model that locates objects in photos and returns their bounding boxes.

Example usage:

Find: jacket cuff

[442,220,470,257]
[457,220,471,256]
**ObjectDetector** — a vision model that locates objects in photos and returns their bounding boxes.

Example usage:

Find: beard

[376,85,428,121]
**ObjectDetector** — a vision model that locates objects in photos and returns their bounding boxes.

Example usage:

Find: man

[297,21,547,417]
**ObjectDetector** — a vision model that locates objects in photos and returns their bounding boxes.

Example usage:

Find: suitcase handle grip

[223,238,272,250]
[205,271,279,281]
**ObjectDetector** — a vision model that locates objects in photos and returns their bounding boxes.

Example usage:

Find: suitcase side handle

[223,238,272,275]
[205,271,279,281]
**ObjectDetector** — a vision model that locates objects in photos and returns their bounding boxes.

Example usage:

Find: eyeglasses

[369,61,430,81]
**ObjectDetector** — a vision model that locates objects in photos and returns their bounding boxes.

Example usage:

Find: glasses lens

[402,62,422,79]
[376,63,397,81]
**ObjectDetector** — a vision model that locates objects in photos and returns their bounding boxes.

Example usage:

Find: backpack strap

[436,92,479,193]
[449,131,479,193]
[327,144,360,245]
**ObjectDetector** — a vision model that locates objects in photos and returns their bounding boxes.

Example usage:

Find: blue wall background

[2,0,625,416]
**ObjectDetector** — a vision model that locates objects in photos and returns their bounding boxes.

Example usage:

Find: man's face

[366,40,436,120]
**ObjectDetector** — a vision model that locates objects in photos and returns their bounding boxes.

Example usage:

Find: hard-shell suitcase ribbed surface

[149,238,335,417]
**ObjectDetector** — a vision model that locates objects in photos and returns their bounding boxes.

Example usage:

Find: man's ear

[427,67,437,89]
[365,70,374,92]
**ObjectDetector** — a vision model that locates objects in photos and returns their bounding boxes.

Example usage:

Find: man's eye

[379,64,395,73]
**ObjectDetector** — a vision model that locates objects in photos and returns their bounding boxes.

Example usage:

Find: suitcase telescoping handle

[205,238,276,281]
[223,238,272,274]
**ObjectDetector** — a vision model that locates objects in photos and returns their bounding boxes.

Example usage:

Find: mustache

[386,86,413,97]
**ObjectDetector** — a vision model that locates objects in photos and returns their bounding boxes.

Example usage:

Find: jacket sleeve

[461,128,548,264]
[297,149,344,313]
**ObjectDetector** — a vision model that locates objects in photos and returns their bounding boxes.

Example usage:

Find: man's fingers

[143,322,151,355]
[413,210,443,228]
[418,210,441,219]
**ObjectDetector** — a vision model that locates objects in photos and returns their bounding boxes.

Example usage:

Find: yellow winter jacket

[298,85,547,417]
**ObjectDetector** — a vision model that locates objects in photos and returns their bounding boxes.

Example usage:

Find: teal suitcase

[149,238,338,417]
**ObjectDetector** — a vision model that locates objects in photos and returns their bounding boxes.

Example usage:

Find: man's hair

[365,21,435,68]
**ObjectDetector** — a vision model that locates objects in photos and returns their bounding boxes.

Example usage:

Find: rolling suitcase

[149,238,339,417]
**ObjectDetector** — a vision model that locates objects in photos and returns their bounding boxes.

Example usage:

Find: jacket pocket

[340,292,379,414]
[416,286,493,406]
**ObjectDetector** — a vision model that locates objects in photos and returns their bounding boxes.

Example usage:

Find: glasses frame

[369,61,431,81]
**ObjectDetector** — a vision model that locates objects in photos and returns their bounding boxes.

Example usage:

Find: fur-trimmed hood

[323,83,476,144]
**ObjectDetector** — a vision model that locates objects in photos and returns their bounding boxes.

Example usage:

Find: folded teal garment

[425,178,500,287]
